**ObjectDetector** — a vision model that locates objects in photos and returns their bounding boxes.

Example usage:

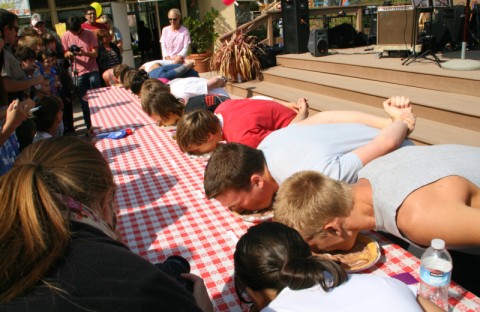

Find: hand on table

[181,273,213,312]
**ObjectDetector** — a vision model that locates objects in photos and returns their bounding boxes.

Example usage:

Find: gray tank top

[358,144,480,247]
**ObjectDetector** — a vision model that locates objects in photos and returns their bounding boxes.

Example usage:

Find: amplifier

[377,5,417,47]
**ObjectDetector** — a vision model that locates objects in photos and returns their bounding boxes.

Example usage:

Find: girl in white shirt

[234,222,442,312]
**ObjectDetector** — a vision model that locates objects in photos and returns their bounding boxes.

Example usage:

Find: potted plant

[210,30,263,82]
[183,8,219,73]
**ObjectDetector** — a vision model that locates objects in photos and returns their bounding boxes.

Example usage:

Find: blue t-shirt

[258,123,381,184]
[0,132,19,176]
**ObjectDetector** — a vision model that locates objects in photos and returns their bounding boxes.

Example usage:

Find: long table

[87,86,480,312]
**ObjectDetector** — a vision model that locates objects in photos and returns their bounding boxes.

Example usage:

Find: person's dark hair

[14,46,36,62]
[138,20,145,28]
[141,91,184,120]
[119,66,133,85]
[122,68,138,90]
[130,69,149,95]
[42,33,56,45]
[0,9,18,35]
[234,222,347,300]
[96,28,109,41]
[113,64,129,79]
[84,6,96,15]
[38,48,56,62]
[65,15,81,32]
[140,78,170,102]
[33,96,63,132]
[204,143,266,199]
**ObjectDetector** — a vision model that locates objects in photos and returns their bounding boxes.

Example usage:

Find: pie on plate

[231,208,274,223]
[315,233,381,272]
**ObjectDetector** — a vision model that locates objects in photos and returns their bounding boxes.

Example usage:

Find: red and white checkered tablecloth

[87,87,480,312]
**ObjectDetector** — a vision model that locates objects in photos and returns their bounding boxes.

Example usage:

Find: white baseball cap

[31,13,44,27]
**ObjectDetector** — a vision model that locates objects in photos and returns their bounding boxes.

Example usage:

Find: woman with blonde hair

[98,14,123,53]
[160,8,191,64]
[0,137,212,311]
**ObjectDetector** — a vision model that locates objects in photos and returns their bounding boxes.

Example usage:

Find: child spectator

[38,48,60,96]
[43,33,75,135]
[32,95,64,142]
[175,97,308,154]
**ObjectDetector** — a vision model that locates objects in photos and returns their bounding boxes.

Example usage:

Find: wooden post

[267,14,274,46]
[356,8,363,33]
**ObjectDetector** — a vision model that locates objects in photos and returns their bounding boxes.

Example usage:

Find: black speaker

[308,29,328,56]
[433,5,465,45]
[281,0,310,53]
[327,23,356,48]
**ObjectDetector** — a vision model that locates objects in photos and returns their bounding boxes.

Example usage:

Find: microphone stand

[403,0,443,67]
[402,0,427,65]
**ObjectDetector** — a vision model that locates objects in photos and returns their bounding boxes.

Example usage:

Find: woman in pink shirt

[160,8,191,64]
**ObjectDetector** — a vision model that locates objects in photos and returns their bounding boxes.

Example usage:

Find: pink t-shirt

[160,25,191,58]
[61,29,99,76]
[215,99,297,148]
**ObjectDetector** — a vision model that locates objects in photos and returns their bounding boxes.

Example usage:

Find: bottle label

[420,264,451,287]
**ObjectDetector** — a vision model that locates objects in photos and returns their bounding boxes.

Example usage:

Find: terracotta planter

[187,52,213,73]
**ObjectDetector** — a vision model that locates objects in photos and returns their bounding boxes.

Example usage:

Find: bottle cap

[431,238,445,250]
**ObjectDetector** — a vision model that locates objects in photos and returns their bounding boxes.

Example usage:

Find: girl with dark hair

[234,222,441,312]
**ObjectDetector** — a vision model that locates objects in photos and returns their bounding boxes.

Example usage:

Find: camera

[155,255,194,292]
[69,45,81,53]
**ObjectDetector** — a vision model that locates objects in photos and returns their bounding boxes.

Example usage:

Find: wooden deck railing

[218,5,370,46]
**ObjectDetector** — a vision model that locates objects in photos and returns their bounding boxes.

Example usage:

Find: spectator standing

[137,20,152,63]
[98,15,123,53]
[0,9,43,102]
[61,15,101,130]
[160,8,190,64]
[0,25,36,175]
[1,10,44,151]
[43,33,75,135]
[96,29,122,87]
[81,6,108,35]
[30,13,64,60]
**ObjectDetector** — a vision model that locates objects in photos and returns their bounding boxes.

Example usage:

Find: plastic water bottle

[418,239,452,311]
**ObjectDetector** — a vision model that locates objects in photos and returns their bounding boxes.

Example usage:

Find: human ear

[250,174,264,189]
[323,218,341,236]
[246,287,275,311]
